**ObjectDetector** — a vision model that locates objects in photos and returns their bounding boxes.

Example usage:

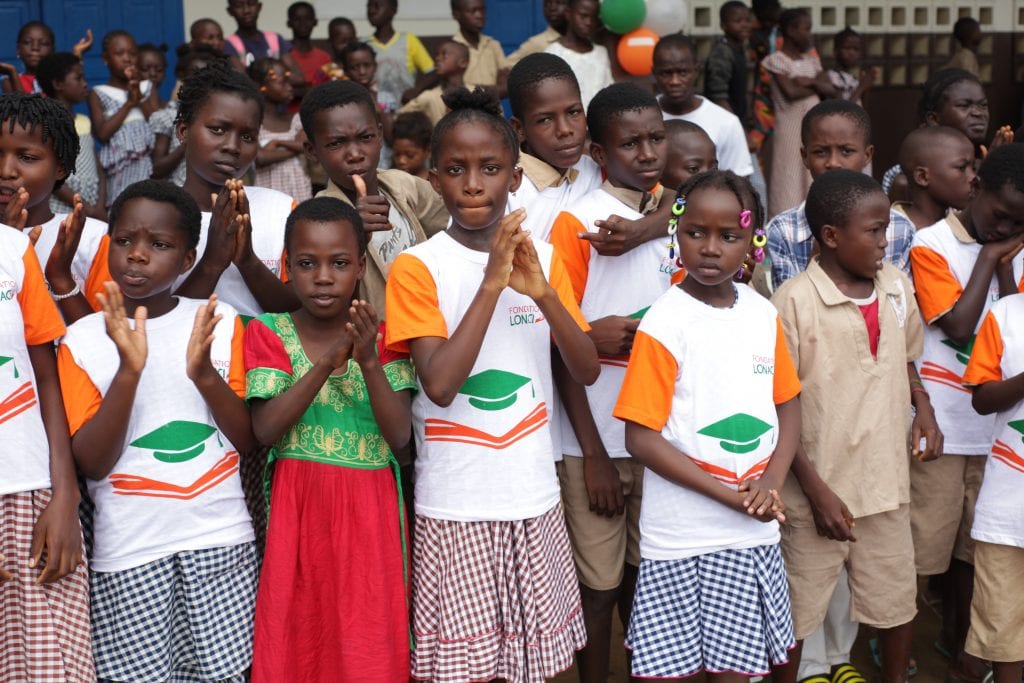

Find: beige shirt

[600,179,664,215]
[506,26,561,66]
[945,47,980,77]
[317,169,449,317]
[398,86,448,126]
[772,259,924,523]
[453,31,508,86]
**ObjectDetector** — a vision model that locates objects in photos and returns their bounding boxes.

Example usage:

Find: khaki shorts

[781,504,917,640]
[910,454,986,574]
[556,455,643,590]
[965,541,1024,662]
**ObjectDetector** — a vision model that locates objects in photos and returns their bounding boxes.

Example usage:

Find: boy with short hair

[767,99,916,289]
[909,143,1024,683]
[507,0,567,65]
[895,125,976,230]
[661,119,717,191]
[366,0,434,103]
[224,0,300,84]
[705,1,752,124]
[398,40,470,126]
[285,1,330,101]
[190,17,225,52]
[772,168,941,683]
[945,16,981,76]
[451,0,509,95]
[653,34,753,179]
[318,17,355,82]
[391,111,432,179]
[543,0,612,110]
[548,82,676,682]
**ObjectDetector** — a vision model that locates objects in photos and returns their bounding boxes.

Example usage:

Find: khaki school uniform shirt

[506,26,561,65]
[772,259,924,524]
[318,169,449,317]
[453,31,508,86]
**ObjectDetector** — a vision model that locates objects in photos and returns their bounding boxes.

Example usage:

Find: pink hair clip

[739,210,752,229]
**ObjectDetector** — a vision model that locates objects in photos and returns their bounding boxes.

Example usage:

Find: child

[761,9,837,216]
[391,111,432,179]
[11,21,54,93]
[543,0,611,110]
[137,42,168,109]
[895,126,976,230]
[766,99,915,290]
[342,42,398,167]
[319,16,356,82]
[57,179,257,682]
[613,170,799,678]
[366,0,434,104]
[827,28,878,107]
[285,1,330,103]
[250,58,311,201]
[945,16,981,76]
[653,34,753,180]
[398,40,470,126]
[247,197,414,682]
[225,0,290,68]
[0,189,92,682]
[771,168,940,683]
[961,218,1024,683]
[507,0,567,65]
[385,86,597,683]
[300,79,449,318]
[190,17,225,52]
[0,93,111,324]
[704,1,753,124]
[452,0,509,94]
[662,119,718,191]
[172,62,299,317]
[36,52,106,219]
[89,30,159,209]
[909,143,1024,683]
[548,81,674,681]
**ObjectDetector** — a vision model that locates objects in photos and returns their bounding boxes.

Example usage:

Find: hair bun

[441,86,503,117]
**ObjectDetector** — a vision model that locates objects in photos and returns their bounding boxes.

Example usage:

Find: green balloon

[600,0,646,34]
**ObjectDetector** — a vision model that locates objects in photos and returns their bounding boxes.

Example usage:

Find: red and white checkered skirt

[0,488,93,682]
[410,503,586,683]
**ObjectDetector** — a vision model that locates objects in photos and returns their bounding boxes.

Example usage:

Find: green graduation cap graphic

[941,336,976,365]
[698,413,773,454]
[459,369,532,411]
[0,356,18,378]
[1008,420,1024,444]
[628,306,650,320]
[130,421,218,463]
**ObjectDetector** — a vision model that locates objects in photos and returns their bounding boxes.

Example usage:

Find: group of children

[2,3,1024,683]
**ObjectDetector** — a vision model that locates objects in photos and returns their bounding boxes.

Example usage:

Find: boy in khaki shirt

[771,169,943,683]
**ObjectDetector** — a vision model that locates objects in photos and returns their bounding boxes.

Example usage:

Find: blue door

[484,0,548,54]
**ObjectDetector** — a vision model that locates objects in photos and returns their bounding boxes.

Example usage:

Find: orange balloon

[617,28,660,76]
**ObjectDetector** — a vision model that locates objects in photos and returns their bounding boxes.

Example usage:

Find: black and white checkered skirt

[90,542,257,683]
[626,543,795,678]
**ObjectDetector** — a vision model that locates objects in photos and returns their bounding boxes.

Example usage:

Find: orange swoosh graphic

[109,452,239,499]
[920,361,971,394]
[425,403,548,450]
[992,439,1024,474]
[689,455,771,486]
[0,381,36,426]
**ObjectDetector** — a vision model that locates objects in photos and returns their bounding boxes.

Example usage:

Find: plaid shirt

[767,202,916,290]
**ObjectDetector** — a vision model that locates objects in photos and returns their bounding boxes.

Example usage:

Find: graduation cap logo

[458,370,532,411]
[130,421,219,463]
[0,356,18,378]
[628,306,650,320]
[698,413,773,454]
[1009,420,1024,445]
[941,336,976,365]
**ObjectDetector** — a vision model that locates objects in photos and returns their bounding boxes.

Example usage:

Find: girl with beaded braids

[614,169,800,679]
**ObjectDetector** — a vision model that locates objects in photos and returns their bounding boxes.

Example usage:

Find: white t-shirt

[506,155,602,243]
[59,298,253,572]
[613,284,801,560]
[0,229,66,496]
[544,42,614,111]
[24,214,109,310]
[661,96,754,177]
[910,215,1024,454]
[175,185,295,317]
[964,294,1024,548]
[385,231,590,521]
[550,187,679,458]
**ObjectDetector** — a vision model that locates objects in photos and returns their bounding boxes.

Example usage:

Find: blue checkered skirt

[91,542,257,683]
[626,544,795,678]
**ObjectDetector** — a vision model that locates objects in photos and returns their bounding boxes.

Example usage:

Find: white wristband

[48,281,81,301]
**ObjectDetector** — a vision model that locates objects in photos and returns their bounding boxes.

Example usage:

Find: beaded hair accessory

[735,208,766,282]
[666,195,686,264]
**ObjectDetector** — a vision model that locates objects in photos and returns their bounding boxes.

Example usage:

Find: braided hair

[0,93,79,190]
[919,68,982,122]
[175,61,263,126]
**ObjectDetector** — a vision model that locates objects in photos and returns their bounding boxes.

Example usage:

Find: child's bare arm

[772,72,817,101]
[349,301,412,454]
[175,180,243,300]
[790,444,857,541]
[972,371,1024,415]
[88,89,137,144]
[229,186,301,312]
[739,395,801,520]
[585,197,672,258]
[43,198,95,324]
[28,343,83,584]
[71,283,145,480]
[909,362,943,460]
[185,297,255,454]
[254,140,300,167]
[151,133,186,179]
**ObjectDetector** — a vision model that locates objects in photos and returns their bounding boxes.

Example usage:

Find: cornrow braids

[666,170,765,265]
[431,86,519,166]
[175,61,264,126]
[0,93,79,190]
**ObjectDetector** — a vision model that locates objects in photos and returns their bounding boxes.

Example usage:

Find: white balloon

[642,0,687,35]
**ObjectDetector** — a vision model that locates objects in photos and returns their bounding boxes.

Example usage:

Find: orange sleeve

[670,269,686,286]
[548,250,590,332]
[228,315,246,398]
[910,245,963,323]
[56,343,102,435]
[19,245,65,345]
[279,247,290,283]
[548,211,591,305]
[384,252,447,353]
[613,330,677,431]
[83,235,112,311]
[963,310,1003,387]
[773,316,801,404]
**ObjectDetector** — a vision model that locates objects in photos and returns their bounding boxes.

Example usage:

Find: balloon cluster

[601,0,688,76]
